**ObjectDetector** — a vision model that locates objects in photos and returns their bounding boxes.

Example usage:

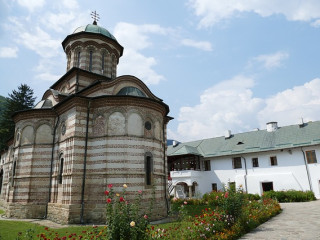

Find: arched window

[145,153,153,186]
[58,155,64,184]
[89,50,93,71]
[0,169,3,194]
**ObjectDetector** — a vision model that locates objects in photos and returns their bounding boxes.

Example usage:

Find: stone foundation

[6,203,47,219]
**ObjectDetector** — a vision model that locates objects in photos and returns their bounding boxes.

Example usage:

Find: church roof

[168,121,320,158]
[73,23,117,41]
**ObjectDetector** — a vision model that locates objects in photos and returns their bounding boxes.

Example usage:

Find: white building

[168,121,320,199]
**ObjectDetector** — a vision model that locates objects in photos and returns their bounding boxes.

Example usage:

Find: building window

[145,153,153,186]
[252,158,259,167]
[58,157,64,184]
[270,156,278,166]
[77,51,81,67]
[89,50,93,71]
[306,150,317,164]
[204,160,211,171]
[232,157,242,169]
[211,183,217,192]
[11,161,17,185]
[101,52,105,72]
[0,169,3,194]
[262,182,273,192]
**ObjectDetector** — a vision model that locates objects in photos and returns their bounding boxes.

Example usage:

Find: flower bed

[11,186,281,240]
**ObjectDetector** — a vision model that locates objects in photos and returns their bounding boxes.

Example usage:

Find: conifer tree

[0,84,36,150]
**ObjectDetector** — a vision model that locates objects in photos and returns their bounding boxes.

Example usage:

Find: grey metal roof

[168,121,320,158]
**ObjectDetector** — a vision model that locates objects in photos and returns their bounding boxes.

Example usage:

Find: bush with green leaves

[105,184,151,240]
[262,190,315,202]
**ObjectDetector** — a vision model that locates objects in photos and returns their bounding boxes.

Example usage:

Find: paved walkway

[241,200,320,240]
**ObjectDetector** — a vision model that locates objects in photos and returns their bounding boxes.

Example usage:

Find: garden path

[241,200,320,240]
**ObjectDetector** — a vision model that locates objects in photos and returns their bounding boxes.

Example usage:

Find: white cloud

[181,39,212,51]
[252,51,289,70]
[16,0,45,12]
[258,78,320,127]
[173,75,263,141]
[170,77,320,142]
[0,47,18,58]
[188,0,320,27]
[18,27,61,58]
[41,12,77,33]
[114,22,169,84]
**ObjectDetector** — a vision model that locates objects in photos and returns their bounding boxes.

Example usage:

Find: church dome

[73,23,117,41]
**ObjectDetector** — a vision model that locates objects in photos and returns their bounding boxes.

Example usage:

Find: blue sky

[2,0,320,142]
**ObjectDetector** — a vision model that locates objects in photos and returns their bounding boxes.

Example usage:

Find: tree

[0,84,36,150]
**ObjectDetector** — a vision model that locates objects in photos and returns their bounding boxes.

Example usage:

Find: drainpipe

[80,100,91,224]
[163,118,169,215]
[45,111,59,219]
[301,147,313,191]
[241,156,248,193]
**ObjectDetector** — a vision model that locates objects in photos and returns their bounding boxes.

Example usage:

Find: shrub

[105,184,150,240]
[262,190,315,202]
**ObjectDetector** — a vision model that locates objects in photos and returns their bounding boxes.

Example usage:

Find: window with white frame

[232,157,242,169]
[306,150,317,164]
[252,157,259,167]
[270,156,277,166]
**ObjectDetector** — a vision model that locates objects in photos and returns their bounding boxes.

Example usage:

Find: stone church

[0,20,171,224]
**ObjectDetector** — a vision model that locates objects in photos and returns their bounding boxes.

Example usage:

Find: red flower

[224,192,229,198]
[104,190,109,195]
[107,198,112,203]
[108,184,113,189]
[119,197,124,202]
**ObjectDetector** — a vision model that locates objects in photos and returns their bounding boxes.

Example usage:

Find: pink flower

[104,190,109,195]
[138,190,142,194]
[108,184,113,189]
[216,196,219,200]
[184,201,188,205]
[107,198,112,203]
[224,192,229,198]
[144,214,148,219]
[119,197,125,202]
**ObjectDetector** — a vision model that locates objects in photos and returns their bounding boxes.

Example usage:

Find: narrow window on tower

[77,51,81,67]
[89,50,93,72]
[0,169,3,194]
[145,153,153,186]
[58,157,64,184]
[11,161,17,185]
[101,52,105,73]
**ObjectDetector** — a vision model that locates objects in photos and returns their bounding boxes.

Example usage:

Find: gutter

[301,147,313,191]
[241,156,248,193]
[45,110,59,219]
[80,100,91,224]
[163,118,169,215]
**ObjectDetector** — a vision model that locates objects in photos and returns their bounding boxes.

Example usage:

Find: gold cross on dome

[91,11,100,24]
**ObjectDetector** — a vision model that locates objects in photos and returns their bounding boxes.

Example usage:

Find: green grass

[0,209,5,215]
[0,221,106,240]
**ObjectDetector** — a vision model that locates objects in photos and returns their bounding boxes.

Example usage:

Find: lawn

[0,221,106,240]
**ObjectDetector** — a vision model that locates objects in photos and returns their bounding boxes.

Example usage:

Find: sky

[2,0,320,143]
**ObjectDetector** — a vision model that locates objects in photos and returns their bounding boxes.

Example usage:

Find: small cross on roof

[91,11,100,25]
